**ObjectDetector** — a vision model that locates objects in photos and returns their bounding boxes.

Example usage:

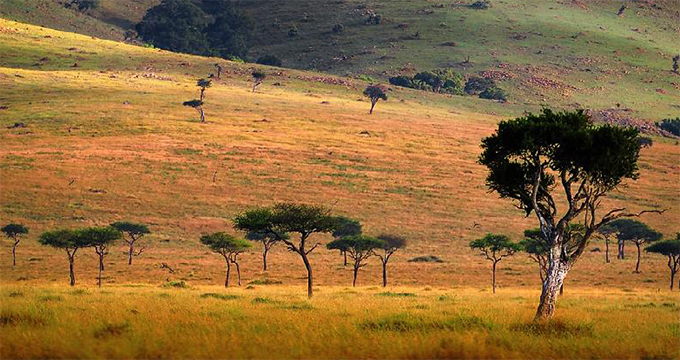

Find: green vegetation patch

[377,292,417,298]
[510,320,594,337]
[362,313,493,332]
[200,293,239,300]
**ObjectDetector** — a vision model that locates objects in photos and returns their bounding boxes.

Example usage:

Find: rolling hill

[0,18,678,290]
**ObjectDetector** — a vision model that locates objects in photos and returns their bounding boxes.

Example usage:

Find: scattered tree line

[389,71,507,101]
[656,117,679,137]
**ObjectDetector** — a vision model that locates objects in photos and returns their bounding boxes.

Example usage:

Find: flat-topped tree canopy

[2,223,28,238]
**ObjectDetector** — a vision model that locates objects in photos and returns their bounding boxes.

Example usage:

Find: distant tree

[332,216,363,266]
[38,229,88,286]
[136,0,212,56]
[110,222,150,265]
[519,229,549,282]
[469,234,521,293]
[252,71,266,92]
[332,24,344,33]
[256,55,282,67]
[183,99,205,122]
[246,230,288,271]
[656,117,680,137]
[609,219,662,273]
[479,87,507,101]
[328,235,384,287]
[645,234,680,291]
[478,109,660,319]
[200,232,251,287]
[79,227,121,288]
[214,63,223,79]
[464,76,496,95]
[197,78,212,102]
[673,55,679,74]
[201,0,254,59]
[597,223,618,263]
[363,84,388,114]
[373,234,407,287]
[66,0,99,11]
[388,75,414,88]
[234,203,337,297]
[1,223,28,266]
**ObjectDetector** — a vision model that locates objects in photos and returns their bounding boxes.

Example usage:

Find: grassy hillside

[1,0,679,120]
[0,19,678,292]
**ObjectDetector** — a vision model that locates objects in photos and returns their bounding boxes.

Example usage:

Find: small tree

[645,235,680,291]
[327,235,384,287]
[332,216,362,266]
[214,63,223,79]
[78,227,121,288]
[609,219,662,273]
[234,203,337,298]
[245,230,288,271]
[597,222,618,263]
[672,55,679,74]
[111,222,150,265]
[38,229,88,286]
[520,229,549,282]
[363,85,387,114]
[200,232,251,287]
[252,71,266,92]
[1,223,28,266]
[373,234,406,287]
[197,78,212,102]
[478,109,661,319]
[470,234,521,293]
[183,99,205,122]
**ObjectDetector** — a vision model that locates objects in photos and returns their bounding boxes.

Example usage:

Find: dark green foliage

[389,75,414,88]
[464,76,496,95]
[2,223,28,238]
[469,0,491,9]
[200,232,251,255]
[332,24,344,33]
[408,255,443,263]
[136,0,253,59]
[389,69,464,94]
[66,0,99,12]
[361,313,493,332]
[77,227,121,247]
[110,222,150,238]
[479,109,641,217]
[478,86,507,101]
[252,71,266,80]
[637,136,653,148]
[646,237,680,256]
[510,321,594,337]
[256,55,282,67]
[363,84,388,114]
[200,293,239,300]
[183,100,203,108]
[672,55,679,73]
[38,229,87,249]
[608,219,662,244]
[376,234,407,251]
[656,117,680,136]
[470,234,521,293]
[332,216,362,239]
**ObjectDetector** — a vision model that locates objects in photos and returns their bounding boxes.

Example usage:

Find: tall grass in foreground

[0,285,677,359]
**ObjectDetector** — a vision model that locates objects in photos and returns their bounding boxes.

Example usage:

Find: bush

[470,0,491,9]
[65,0,99,11]
[656,117,680,136]
[332,24,344,33]
[256,55,282,67]
[638,136,653,148]
[479,86,507,101]
[389,69,464,94]
[389,75,414,88]
[408,255,444,263]
[288,26,299,37]
[464,76,496,95]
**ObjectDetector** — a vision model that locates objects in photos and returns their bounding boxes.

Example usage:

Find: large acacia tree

[609,219,662,273]
[373,234,406,287]
[111,221,150,265]
[479,109,661,319]
[327,235,384,287]
[38,229,89,286]
[234,203,337,298]
[1,223,28,266]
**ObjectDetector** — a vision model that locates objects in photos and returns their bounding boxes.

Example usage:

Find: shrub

[510,320,594,337]
[479,86,507,101]
[638,136,653,148]
[256,55,282,67]
[464,76,496,95]
[408,255,444,263]
[470,0,491,9]
[390,69,464,94]
[389,75,414,88]
[248,278,283,285]
[161,280,189,289]
[361,313,493,332]
[656,117,680,136]
[200,293,239,300]
[332,24,344,33]
[288,26,299,37]
[377,292,417,297]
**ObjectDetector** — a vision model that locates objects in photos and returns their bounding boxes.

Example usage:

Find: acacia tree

[609,219,662,273]
[245,230,288,271]
[597,222,618,263]
[328,235,383,287]
[234,203,337,298]
[197,78,212,101]
[1,223,28,266]
[79,227,121,288]
[520,229,550,283]
[645,235,680,291]
[332,216,362,266]
[38,229,89,286]
[183,100,205,122]
[363,84,387,114]
[111,221,150,265]
[252,71,266,92]
[470,234,521,293]
[478,109,661,319]
[373,234,406,287]
[214,63,223,79]
[200,232,251,287]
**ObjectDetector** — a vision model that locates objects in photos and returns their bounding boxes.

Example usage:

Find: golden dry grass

[0,19,679,359]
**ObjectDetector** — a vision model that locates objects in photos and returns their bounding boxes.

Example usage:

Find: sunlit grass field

[0,19,679,359]
[1,284,678,359]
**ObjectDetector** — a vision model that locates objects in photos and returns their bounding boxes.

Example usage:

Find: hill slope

[0,19,678,289]
[1,0,679,120]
